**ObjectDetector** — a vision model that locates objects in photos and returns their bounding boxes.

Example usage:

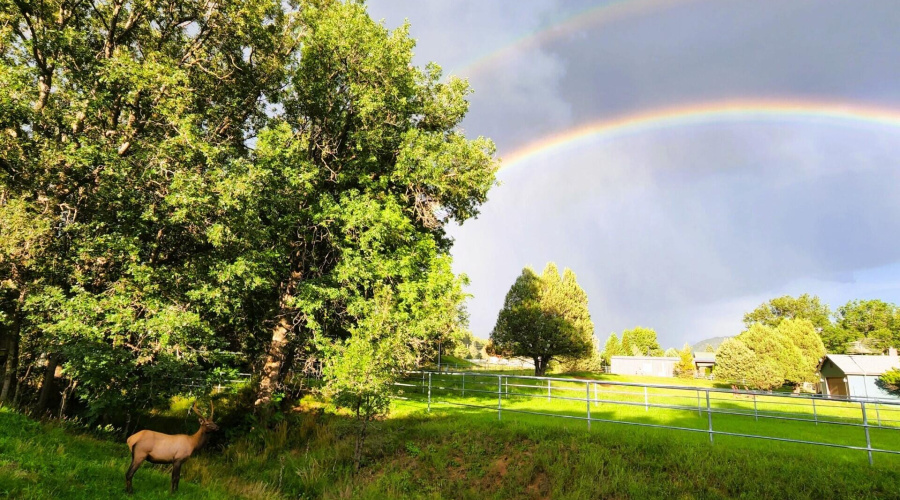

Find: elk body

[125,402,219,494]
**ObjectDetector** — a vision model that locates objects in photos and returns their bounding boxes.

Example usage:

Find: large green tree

[743,294,831,331]
[714,337,782,391]
[490,263,594,376]
[621,326,662,356]
[827,299,899,354]
[1,0,497,420]
[1,0,299,417]
[716,319,824,390]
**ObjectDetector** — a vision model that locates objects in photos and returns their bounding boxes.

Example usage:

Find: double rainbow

[450,0,703,78]
[501,99,900,171]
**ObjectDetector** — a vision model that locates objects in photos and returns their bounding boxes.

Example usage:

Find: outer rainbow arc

[500,99,900,171]
[448,0,704,78]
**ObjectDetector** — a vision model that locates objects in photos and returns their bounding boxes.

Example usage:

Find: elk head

[191,400,219,432]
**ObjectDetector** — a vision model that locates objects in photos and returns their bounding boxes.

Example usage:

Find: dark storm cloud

[366,0,900,347]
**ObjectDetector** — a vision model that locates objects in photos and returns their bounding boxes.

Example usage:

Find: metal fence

[397,370,900,465]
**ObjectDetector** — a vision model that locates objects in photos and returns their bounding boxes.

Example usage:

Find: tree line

[0,0,497,434]
[593,294,900,390]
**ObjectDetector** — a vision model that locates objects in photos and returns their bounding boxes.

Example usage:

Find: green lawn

[0,410,240,499]
[3,379,900,499]
[402,371,900,466]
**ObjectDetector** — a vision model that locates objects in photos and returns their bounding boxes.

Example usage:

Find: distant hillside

[691,336,731,352]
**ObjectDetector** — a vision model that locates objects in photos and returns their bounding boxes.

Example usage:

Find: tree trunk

[36,353,60,415]
[534,356,549,377]
[0,289,24,404]
[255,315,291,408]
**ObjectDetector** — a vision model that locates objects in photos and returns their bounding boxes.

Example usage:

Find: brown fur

[125,402,218,494]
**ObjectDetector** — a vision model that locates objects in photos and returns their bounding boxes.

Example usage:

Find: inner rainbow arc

[500,99,900,171]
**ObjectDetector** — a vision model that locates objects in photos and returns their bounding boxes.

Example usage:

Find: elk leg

[171,459,185,493]
[125,450,144,494]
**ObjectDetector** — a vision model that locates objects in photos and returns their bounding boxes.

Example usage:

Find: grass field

[3,372,900,499]
[400,371,900,466]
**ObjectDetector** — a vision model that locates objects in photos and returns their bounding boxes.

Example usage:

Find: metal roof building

[693,352,716,377]
[818,350,900,400]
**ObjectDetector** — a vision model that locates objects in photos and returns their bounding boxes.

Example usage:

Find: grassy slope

[4,393,900,500]
[0,408,273,499]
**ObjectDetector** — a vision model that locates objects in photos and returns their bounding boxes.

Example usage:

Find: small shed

[693,352,716,377]
[818,350,900,400]
[610,356,679,377]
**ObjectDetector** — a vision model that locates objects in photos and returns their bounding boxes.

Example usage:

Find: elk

[125,401,219,494]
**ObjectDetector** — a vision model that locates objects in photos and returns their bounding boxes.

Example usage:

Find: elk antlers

[190,400,214,420]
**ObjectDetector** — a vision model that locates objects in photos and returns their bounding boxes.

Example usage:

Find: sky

[366,0,900,348]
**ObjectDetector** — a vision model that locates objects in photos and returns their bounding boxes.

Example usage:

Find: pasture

[3,372,900,499]
[397,370,900,468]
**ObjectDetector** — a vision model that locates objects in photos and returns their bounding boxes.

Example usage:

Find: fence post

[875,403,881,427]
[427,372,432,413]
[696,390,701,416]
[644,386,649,412]
[422,372,426,393]
[547,379,551,402]
[462,373,465,397]
[586,382,591,430]
[812,398,817,425]
[706,390,714,444]
[498,376,503,421]
[753,394,758,421]
[861,401,873,465]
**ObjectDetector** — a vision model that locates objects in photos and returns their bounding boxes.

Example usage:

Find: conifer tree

[490,263,594,376]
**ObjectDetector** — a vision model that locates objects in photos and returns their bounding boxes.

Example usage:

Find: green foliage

[621,326,662,356]
[716,319,824,390]
[490,263,594,376]
[674,344,694,379]
[714,337,782,390]
[1,0,497,419]
[559,336,604,373]
[776,319,826,384]
[601,333,623,366]
[878,368,900,395]
[744,294,831,331]
[828,299,900,354]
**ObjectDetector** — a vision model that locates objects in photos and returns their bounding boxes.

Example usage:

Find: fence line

[399,370,900,466]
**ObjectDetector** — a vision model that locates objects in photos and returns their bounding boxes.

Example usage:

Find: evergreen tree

[601,333,623,366]
[715,337,782,390]
[674,343,694,379]
[776,318,826,384]
[620,327,662,356]
[490,263,594,376]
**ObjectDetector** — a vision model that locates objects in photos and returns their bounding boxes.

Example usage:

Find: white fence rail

[398,370,900,465]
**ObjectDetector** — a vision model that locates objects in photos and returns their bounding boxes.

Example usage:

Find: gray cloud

[368,0,900,347]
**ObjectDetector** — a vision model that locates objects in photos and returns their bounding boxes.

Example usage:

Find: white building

[610,356,679,377]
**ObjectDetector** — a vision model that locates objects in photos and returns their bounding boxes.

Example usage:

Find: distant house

[610,356,679,377]
[693,352,716,377]
[818,349,900,400]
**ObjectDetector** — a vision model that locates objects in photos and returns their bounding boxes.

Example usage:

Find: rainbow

[449,0,703,78]
[501,99,900,171]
